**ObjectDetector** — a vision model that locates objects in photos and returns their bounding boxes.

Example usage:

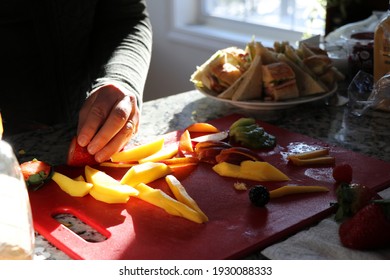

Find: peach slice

[179,130,194,153]
[52,172,93,197]
[185,122,220,133]
[196,147,226,164]
[110,137,164,163]
[215,147,263,164]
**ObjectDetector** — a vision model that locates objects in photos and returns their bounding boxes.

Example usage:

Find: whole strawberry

[335,183,381,222]
[332,163,353,184]
[339,199,390,250]
[67,136,98,167]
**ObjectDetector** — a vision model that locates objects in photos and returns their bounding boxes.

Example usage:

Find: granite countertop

[5,88,390,260]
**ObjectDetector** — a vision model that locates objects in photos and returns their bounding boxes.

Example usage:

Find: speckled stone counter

[5,88,390,260]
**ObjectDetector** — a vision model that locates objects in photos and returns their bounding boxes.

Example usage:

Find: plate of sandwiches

[190,40,344,110]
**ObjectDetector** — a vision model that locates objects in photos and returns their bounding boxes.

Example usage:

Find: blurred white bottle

[0,140,34,260]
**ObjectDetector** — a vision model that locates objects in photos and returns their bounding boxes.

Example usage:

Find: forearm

[89,0,152,109]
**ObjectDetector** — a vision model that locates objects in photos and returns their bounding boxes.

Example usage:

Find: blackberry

[249,185,270,207]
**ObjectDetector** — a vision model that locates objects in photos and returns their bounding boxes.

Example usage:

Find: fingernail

[87,144,97,155]
[95,153,106,163]
[78,135,88,147]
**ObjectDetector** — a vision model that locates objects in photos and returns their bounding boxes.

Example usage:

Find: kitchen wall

[143,1,215,101]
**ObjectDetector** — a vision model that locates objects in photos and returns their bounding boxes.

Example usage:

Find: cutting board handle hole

[53,213,109,243]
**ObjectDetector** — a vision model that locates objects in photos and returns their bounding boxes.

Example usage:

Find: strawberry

[66,136,97,167]
[339,199,390,250]
[20,159,53,190]
[332,163,353,183]
[335,183,381,222]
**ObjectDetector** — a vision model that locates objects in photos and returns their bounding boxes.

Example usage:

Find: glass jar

[347,32,374,79]
[0,140,34,260]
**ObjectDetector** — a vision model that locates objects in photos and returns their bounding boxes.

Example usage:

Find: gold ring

[127,119,136,135]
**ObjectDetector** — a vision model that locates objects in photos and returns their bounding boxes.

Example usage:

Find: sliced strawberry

[66,136,97,167]
[20,159,53,190]
[339,199,390,250]
[335,183,382,222]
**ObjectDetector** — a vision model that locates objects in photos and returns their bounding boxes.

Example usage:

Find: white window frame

[167,0,308,52]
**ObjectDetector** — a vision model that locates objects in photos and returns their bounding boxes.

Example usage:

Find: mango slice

[270,185,329,198]
[138,144,179,163]
[165,175,208,222]
[110,137,164,163]
[73,175,86,182]
[85,166,139,198]
[52,172,93,197]
[120,162,172,187]
[212,160,289,181]
[240,161,290,181]
[134,183,206,223]
[288,156,336,166]
[89,188,130,204]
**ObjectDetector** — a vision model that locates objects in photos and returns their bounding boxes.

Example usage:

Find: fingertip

[95,152,109,163]
[77,134,89,147]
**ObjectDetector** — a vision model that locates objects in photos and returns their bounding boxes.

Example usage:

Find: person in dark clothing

[0,0,152,162]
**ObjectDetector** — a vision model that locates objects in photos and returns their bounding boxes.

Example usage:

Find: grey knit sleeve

[88,0,152,111]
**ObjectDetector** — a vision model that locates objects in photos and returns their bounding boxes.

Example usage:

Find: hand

[77,84,140,163]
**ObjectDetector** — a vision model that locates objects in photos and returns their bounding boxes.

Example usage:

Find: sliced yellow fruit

[288,156,335,166]
[89,188,130,204]
[213,161,241,177]
[73,175,86,182]
[120,162,172,187]
[85,165,138,198]
[287,148,330,160]
[270,185,329,199]
[85,165,120,187]
[212,160,289,181]
[52,172,93,197]
[138,144,179,163]
[110,137,164,163]
[134,183,205,223]
[165,175,208,222]
[240,161,290,181]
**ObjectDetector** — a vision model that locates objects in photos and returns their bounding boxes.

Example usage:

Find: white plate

[196,85,337,110]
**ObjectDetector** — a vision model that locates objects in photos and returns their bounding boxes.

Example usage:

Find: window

[202,0,326,36]
[168,0,326,51]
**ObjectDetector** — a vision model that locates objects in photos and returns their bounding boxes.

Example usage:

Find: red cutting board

[28,114,390,260]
